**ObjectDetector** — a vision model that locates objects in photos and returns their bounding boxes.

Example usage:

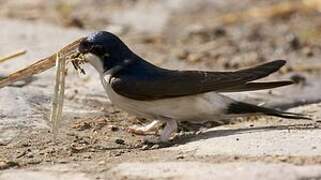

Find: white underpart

[85,53,235,142]
[84,53,105,73]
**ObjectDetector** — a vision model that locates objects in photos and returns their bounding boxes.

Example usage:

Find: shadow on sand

[172,123,320,146]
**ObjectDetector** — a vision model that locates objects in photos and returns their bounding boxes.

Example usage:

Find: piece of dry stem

[0,38,84,88]
[0,50,27,64]
[50,53,66,141]
[0,38,86,141]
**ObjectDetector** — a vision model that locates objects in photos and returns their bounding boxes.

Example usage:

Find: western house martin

[78,31,310,143]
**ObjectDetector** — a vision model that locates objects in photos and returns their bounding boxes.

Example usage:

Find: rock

[107,125,119,132]
[176,155,184,160]
[115,138,125,145]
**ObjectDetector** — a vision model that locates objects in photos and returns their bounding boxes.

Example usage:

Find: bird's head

[78,31,133,74]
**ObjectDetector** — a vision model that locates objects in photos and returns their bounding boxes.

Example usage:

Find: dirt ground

[1,0,321,178]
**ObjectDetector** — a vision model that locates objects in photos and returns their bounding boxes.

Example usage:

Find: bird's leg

[142,119,177,147]
[159,119,177,142]
[127,120,162,135]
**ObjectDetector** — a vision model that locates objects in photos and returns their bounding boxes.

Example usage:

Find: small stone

[98,160,105,165]
[134,142,143,148]
[108,125,119,132]
[141,145,149,150]
[176,155,184,160]
[21,142,31,147]
[115,138,125,145]
[213,27,226,37]
[84,154,92,159]
[114,151,123,156]
[58,159,68,164]
[278,156,288,162]
[151,144,160,149]
[187,53,203,63]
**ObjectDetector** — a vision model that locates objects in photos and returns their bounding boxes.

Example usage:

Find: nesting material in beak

[0,37,85,88]
[0,37,89,141]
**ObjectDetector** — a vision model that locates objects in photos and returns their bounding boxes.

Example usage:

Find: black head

[79,31,134,73]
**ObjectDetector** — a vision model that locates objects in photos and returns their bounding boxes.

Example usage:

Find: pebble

[108,125,119,132]
[176,155,184,160]
[27,153,34,158]
[212,27,226,37]
[151,144,160,149]
[115,138,125,145]
[98,160,106,165]
[114,151,124,156]
[187,53,204,63]
[141,145,150,150]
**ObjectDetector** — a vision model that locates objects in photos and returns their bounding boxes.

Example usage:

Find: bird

[78,31,310,144]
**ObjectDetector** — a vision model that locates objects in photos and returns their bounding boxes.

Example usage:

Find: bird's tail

[226,101,311,120]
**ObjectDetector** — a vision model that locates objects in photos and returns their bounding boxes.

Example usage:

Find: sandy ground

[1,0,321,179]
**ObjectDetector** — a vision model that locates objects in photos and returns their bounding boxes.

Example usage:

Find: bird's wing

[110,60,291,100]
[219,81,293,92]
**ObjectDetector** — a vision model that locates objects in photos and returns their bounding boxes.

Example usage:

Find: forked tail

[227,101,311,120]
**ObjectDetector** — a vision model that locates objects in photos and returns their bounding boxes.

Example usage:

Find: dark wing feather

[227,101,311,120]
[111,60,289,100]
[219,81,293,92]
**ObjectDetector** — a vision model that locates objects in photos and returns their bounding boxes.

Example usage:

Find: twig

[0,38,84,88]
[0,50,27,63]
[50,53,66,142]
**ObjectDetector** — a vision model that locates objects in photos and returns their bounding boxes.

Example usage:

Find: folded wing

[111,60,291,100]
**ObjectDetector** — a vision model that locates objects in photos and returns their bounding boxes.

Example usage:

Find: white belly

[101,75,234,122]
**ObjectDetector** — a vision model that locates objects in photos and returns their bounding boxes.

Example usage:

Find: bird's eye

[91,45,105,56]
[79,40,92,53]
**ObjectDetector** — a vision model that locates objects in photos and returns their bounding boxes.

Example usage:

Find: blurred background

[1,0,321,72]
